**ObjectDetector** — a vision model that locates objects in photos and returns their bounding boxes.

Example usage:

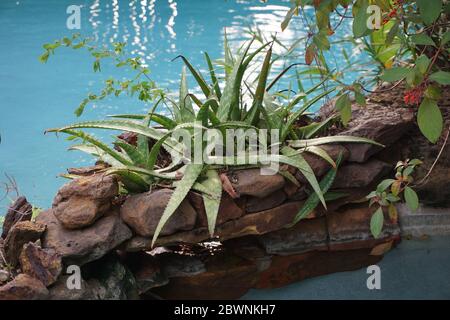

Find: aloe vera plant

[46,37,382,245]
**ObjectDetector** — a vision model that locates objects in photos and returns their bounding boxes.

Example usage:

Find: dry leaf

[370,240,393,256]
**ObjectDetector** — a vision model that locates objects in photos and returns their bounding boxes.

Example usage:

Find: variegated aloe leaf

[245,43,272,126]
[199,169,222,236]
[289,136,385,148]
[281,88,336,141]
[280,146,326,209]
[216,39,255,122]
[174,55,211,98]
[302,145,336,168]
[47,119,185,157]
[60,129,132,165]
[114,140,146,166]
[287,153,344,227]
[152,163,204,246]
[108,113,177,129]
[69,144,125,167]
[204,52,221,99]
[179,66,196,122]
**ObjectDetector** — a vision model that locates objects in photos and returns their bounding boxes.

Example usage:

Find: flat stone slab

[398,204,450,237]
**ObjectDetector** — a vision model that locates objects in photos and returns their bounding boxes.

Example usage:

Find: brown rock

[258,217,328,255]
[120,189,197,237]
[53,197,111,230]
[332,159,391,189]
[152,252,258,300]
[223,237,271,272]
[66,164,108,176]
[255,248,383,289]
[4,221,46,267]
[1,196,32,239]
[125,201,312,250]
[228,168,285,198]
[0,274,48,300]
[158,253,206,278]
[192,192,245,228]
[246,189,286,213]
[124,252,168,294]
[52,173,118,229]
[37,209,132,265]
[19,242,62,286]
[327,204,401,251]
[320,99,415,162]
[48,275,95,300]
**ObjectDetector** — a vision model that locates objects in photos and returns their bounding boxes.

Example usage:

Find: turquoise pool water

[243,237,450,300]
[0,1,363,209]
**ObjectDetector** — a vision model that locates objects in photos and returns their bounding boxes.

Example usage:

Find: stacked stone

[2,99,441,300]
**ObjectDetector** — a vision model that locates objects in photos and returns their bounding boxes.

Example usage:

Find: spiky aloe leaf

[245,44,272,126]
[147,122,205,170]
[115,140,146,166]
[281,88,336,141]
[152,163,204,246]
[179,66,196,122]
[287,153,344,227]
[204,52,221,99]
[109,114,177,130]
[106,166,180,180]
[281,146,326,209]
[213,121,257,130]
[106,169,149,193]
[266,63,303,91]
[47,120,185,157]
[289,136,385,148]
[224,29,234,78]
[303,115,338,139]
[174,55,211,98]
[217,39,255,121]
[59,129,132,165]
[69,144,125,167]
[302,145,336,168]
[200,169,222,236]
[196,98,221,126]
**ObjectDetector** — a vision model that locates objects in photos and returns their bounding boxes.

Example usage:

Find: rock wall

[1,93,448,300]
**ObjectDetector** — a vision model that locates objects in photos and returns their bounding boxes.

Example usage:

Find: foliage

[43,36,382,246]
[280,0,449,143]
[366,158,422,238]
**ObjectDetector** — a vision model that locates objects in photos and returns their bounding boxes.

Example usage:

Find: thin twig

[414,126,450,187]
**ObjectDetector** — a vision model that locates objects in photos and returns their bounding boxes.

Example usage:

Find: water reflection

[81,0,354,88]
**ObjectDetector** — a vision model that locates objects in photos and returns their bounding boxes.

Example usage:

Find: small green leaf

[335,93,352,126]
[442,31,450,45]
[404,186,419,211]
[417,98,443,143]
[410,33,435,46]
[416,55,430,74]
[380,67,409,82]
[376,179,395,193]
[417,0,442,25]
[355,91,366,106]
[353,0,370,38]
[370,207,384,238]
[39,51,50,63]
[429,71,450,85]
